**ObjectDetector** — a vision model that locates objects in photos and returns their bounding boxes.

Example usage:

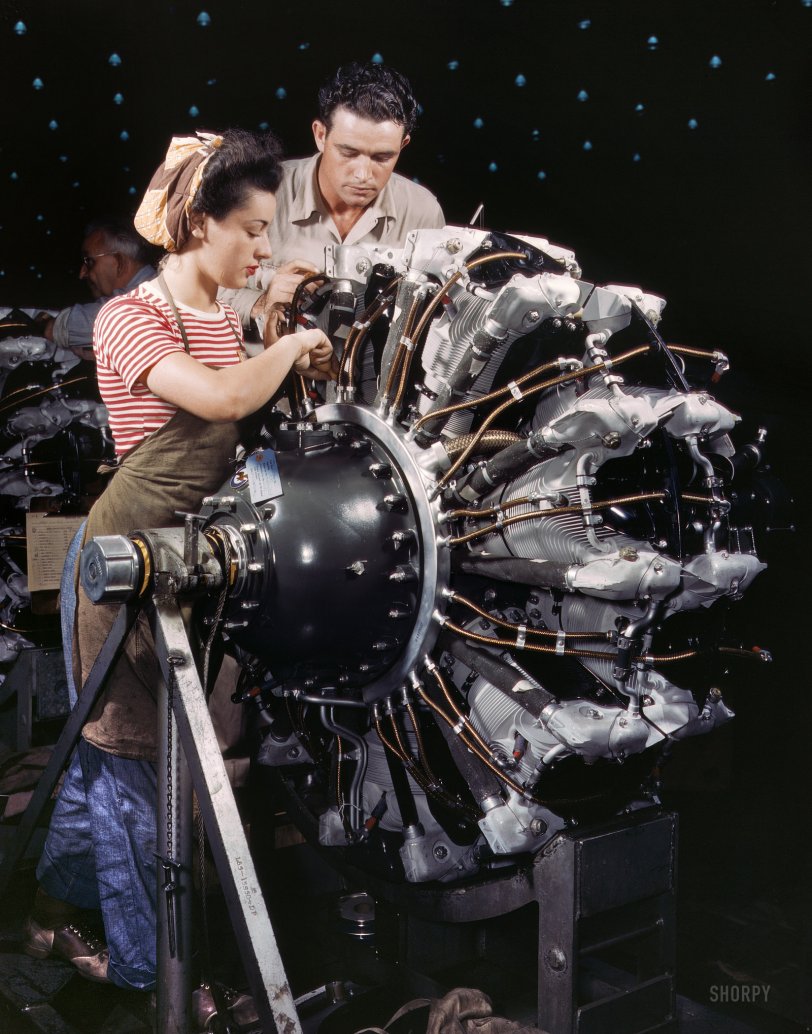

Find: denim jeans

[37,738,158,990]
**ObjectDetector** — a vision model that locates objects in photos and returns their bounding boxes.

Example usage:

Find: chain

[165,660,175,862]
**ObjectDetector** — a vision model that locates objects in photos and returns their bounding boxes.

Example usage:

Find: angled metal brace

[150,594,302,1034]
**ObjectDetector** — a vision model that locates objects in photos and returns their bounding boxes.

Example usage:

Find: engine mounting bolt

[545,948,567,972]
[602,431,621,448]
[287,747,301,759]
[355,258,371,275]
[528,593,540,605]
[528,609,540,620]
[369,462,392,479]
[391,530,415,548]
[709,687,722,700]
[433,844,449,861]
[346,560,367,576]
[389,564,417,583]
[446,238,463,254]
[619,547,639,561]
[530,818,548,836]
[383,493,407,511]
[657,539,668,549]
[525,309,541,324]
[653,562,664,573]
[484,589,497,602]
[551,318,563,330]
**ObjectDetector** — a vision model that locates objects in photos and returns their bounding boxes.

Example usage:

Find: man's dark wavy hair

[317,62,419,136]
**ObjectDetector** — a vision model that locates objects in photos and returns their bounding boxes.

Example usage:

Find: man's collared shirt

[223,153,445,328]
[51,265,157,349]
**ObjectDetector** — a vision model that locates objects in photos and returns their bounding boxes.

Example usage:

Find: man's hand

[251,259,322,344]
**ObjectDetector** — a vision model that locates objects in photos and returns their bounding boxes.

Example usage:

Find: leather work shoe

[22,916,110,983]
[193,982,259,1031]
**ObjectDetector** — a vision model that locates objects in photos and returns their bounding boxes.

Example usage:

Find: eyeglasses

[80,252,116,270]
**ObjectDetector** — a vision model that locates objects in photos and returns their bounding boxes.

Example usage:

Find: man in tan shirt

[223,61,445,335]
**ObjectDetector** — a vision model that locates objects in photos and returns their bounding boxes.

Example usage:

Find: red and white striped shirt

[94,281,244,456]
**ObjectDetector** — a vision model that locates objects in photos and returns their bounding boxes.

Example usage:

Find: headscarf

[134,131,223,252]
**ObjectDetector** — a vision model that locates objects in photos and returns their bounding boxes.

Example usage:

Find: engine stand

[0,592,301,1034]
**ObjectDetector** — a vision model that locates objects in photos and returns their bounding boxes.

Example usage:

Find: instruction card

[246,448,283,505]
[26,513,86,592]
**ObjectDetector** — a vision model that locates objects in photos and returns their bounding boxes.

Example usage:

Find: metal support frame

[0,594,302,1034]
[280,777,677,1034]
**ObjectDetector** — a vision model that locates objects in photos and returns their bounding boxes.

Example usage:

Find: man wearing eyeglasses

[39,218,158,358]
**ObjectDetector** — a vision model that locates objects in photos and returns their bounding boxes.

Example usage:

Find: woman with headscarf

[22,128,332,998]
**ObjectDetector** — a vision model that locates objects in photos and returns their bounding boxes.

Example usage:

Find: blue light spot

[108,53,122,67]
[447,60,459,71]
[37,273,43,279]
[48,119,58,130]
[119,130,130,141]
[500,0,514,6]
[188,105,200,117]
[488,161,498,172]
[634,102,645,113]
[633,153,641,162]
[647,35,659,50]
[688,118,698,129]
[29,265,36,271]
[417,103,424,115]
[577,89,589,102]
[709,55,722,69]
[578,19,591,29]
[196,11,211,26]
[514,74,527,87]
[128,186,137,195]
[59,155,68,162]
[207,79,217,86]
[473,117,485,129]
[14,21,27,35]
[36,214,44,222]
[531,128,540,140]
[258,121,270,130]
[537,170,547,180]
[113,92,124,104]
[298,41,310,50]
[803,1,812,7]
[72,181,80,188]
[765,72,776,81]
[371,53,384,64]
[32,77,44,90]
[10,172,18,181]
[583,140,593,151]
[274,88,287,100]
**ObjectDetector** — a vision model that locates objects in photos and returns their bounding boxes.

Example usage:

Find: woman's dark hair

[191,128,284,220]
[317,62,419,136]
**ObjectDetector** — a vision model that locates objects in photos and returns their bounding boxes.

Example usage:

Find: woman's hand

[290,329,337,382]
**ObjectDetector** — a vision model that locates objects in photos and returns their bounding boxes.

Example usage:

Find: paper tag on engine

[246,448,283,504]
